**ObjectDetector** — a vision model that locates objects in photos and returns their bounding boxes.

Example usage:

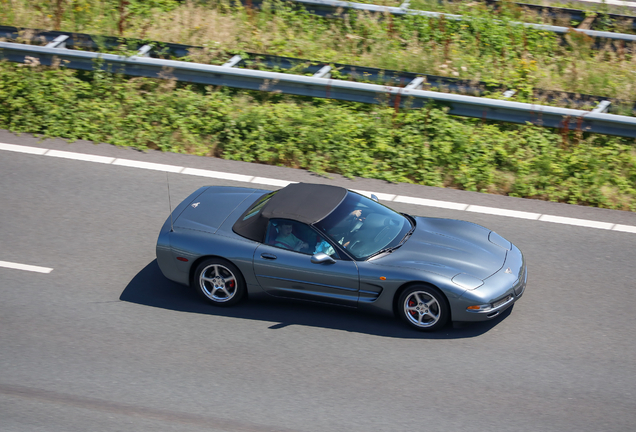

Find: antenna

[166,172,174,232]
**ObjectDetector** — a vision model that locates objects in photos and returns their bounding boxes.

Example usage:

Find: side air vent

[358,283,383,302]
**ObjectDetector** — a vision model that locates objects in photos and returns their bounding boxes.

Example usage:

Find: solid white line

[0,260,53,274]
[182,167,254,183]
[2,142,636,234]
[613,224,636,233]
[251,177,296,187]
[466,205,541,220]
[538,214,614,230]
[112,158,184,173]
[46,149,115,164]
[0,142,48,155]
[352,189,396,202]
[394,196,469,211]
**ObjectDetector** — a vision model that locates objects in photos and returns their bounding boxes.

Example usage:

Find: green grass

[2,0,636,211]
[1,61,635,210]
[2,0,636,106]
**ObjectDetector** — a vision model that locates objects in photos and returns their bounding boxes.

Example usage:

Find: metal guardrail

[478,0,636,32]
[2,41,636,138]
[2,26,634,114]
[250,0,636,44]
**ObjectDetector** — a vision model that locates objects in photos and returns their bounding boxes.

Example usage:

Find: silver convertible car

[156,183,527,331]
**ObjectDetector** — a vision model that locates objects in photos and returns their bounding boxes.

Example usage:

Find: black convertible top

[233,183,347,242]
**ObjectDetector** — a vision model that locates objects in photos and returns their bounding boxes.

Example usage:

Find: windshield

[314,192,412,260]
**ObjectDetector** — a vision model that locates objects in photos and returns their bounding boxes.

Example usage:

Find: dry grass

[2,0,636,106]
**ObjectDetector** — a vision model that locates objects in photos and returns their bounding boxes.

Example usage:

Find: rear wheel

[194,258,245,306]
[398,285,449,331]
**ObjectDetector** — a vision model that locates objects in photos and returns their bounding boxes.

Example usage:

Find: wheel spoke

[405,306,418,312]
[201,276,215,283]
[211,265,219,277]
[224,276,236,284]
[414,293,423,304]
[425,311,439,321]
[426,299,437,308]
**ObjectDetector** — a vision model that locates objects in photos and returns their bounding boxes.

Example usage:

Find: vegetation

[2,0,636,105]
[1,61,635,210]
[1,0,636,210]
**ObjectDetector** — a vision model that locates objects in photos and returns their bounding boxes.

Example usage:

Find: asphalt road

[1,130,635,432]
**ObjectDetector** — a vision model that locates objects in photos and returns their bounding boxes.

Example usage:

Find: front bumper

[451,244,527,322]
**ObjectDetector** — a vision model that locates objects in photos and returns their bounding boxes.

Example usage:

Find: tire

[397,285,449,331]
[193,258,246,307]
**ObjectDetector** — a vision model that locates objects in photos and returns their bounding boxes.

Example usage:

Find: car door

[253,219,359,307]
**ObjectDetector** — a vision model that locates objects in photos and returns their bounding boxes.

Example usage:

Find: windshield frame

[313,191,414,261]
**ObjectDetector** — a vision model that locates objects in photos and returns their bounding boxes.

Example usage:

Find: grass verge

[2,0,636,106]
[1,61,635,211]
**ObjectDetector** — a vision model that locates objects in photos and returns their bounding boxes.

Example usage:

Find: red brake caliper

[408,298,417,317]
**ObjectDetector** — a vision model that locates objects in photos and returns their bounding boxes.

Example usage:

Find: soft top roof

[233,183,347,242]
[262,183,347,224]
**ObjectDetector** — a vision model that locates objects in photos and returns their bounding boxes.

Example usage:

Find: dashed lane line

[0,260,53,274]
[538,214,615,230]
[393,195,469,211]
[1,142,635,234]
[182,167,254,183]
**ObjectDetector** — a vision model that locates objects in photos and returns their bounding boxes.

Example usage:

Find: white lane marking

[0,143,48,155]
[351,189,396,202]
[182,167,254,183]
[613,224,636,233]
[46,149,115,164]
[112,158,184,173]
[394,195,469,211]
[0,260,53,274]
[2,142,636,234]
[538,214,614,230]
[251,177,296,187]
[466,205,541,220]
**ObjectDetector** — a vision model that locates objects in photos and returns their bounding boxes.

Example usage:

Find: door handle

[261,253,277,260]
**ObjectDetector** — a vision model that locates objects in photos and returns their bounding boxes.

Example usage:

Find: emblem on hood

[191,202,200,208]
[505,267,513,274]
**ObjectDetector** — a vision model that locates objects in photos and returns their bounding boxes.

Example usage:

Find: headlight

[489,231,511,250]
[452,273,484,290]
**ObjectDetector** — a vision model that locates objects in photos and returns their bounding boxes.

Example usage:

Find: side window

[266,219,312,255]
[313,232,340,260]
[265,220,340,258]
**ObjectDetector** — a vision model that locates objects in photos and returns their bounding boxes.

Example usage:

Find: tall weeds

[2,0,635,103]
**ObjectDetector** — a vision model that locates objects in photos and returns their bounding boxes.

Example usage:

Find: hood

[174,186,260,234]
[373,217,508,280]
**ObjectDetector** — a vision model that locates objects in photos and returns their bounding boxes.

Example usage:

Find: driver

[340,209,365,248]
[275,222,309,252]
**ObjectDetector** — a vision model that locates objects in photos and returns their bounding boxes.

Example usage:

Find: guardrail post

[592,100,611,113]
[503,90,516,98]
[399,0,410,9]
[313,65,331,78]
[405,77,424,90]
[45,35,69,49]
[136,44,152,57]
[222,55,243,67]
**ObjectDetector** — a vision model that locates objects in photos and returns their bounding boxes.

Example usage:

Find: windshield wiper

[368,221,415,259]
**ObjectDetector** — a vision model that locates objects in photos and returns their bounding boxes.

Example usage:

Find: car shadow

[120,260,513,339]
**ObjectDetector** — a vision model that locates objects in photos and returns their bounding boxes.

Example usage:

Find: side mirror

[371,194,379,202]
[311,252,336,264]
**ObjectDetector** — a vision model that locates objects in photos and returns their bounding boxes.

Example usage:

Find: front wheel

[397,285,449,331]
[194,258,246,306]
